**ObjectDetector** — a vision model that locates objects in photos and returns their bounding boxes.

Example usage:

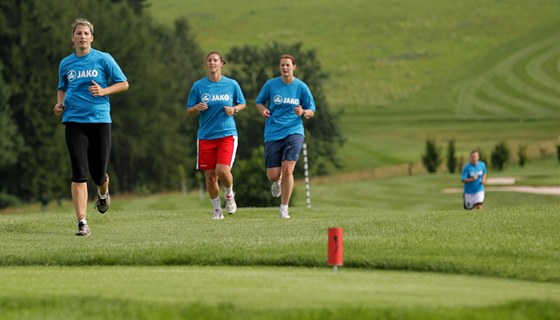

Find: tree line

[0,0,344,208]
[421,138,559,174]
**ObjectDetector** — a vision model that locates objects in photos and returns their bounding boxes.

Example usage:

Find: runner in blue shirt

[256,54,316,219]
[186,51,246,220]
[461,150,487,209]
[53,18,129,236]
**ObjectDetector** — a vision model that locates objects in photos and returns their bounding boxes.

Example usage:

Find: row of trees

[0,0,344,208]
[421,138,546,174]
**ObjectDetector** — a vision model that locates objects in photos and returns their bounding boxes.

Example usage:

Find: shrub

[0,192,21,209]
[446,139,458,173]
[491,142,510,171]
[233,147,282,207]
[422,137,442,173]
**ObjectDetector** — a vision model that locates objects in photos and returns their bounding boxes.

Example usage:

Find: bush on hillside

[491,142,510,171]
[0,192,21,209]
[232,147,286,207]
[422,137,442,173]
[446,139,458,173]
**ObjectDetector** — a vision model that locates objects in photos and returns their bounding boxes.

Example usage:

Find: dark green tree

[0,64,24,171]
[422,137,442,173]
[491,141,510,171]
[0,61,26,209]
[0,0,202,203]
[0,0,73,201]
[446,139,457,173]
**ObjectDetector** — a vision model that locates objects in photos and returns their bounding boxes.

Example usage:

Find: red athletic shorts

[197,136,238,170]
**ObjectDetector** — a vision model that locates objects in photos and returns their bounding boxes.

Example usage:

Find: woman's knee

[92,173,108,187]
[215,165,231,178]
[267,169,281,181]
[281,162,296,177]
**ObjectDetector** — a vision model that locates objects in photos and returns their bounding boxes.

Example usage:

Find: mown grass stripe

[526,33,560,92]
[499,69,560,109]
[457,31,560,117]
[542,51,560,79]
[511,36,560,98]
[470,90,518,117]
[482,77,557,115]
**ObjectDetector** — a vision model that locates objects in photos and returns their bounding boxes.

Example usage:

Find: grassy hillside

[149,0,560,173]
[148,0,560,112]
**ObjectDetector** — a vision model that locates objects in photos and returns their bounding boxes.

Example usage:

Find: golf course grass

[1,198,559,319]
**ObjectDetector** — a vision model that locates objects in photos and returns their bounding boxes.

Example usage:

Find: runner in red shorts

[186,51,246,219]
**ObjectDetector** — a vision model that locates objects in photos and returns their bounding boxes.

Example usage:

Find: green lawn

[1,202,559,319]
[2,158,558,318]
[1,266,559,319]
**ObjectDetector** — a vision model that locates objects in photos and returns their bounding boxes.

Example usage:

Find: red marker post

[328,227,344,272]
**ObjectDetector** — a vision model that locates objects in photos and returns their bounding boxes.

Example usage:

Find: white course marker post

[303,142,311,208]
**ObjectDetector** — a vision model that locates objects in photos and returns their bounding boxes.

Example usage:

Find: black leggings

[65,123,111,186]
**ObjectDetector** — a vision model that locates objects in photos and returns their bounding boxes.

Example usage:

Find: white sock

[224,186,233,197]
[211,196,221,210]
[98,189,108,199]
[280,204,289,211]
[78,219,87,225]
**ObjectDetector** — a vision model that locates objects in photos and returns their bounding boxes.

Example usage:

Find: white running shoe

[271,180,281,198]
[279,208,291,219]
[75,221,91,236]
[212,209,224,220]
[225,193,237,214]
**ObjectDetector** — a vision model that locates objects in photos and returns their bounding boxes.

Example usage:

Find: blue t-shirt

[256,77,316,142]
[461,161,487,194]
[58,48,127,123]
[186,76,246,140]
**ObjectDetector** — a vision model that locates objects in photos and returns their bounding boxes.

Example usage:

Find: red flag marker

[328,227,344,272]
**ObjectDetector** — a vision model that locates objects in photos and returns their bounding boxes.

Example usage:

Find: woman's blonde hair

[206,51,226,64]
[279,54,296,65]
[72,18,94,35]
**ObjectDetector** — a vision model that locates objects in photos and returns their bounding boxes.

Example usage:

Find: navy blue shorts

[264,134,304,168]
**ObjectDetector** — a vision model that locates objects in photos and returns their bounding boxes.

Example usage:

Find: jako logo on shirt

[202,93,230,102]
[273,95,299,105]
[67,69,98,82]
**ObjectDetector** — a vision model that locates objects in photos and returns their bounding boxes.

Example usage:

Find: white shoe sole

[271,181,281,198]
